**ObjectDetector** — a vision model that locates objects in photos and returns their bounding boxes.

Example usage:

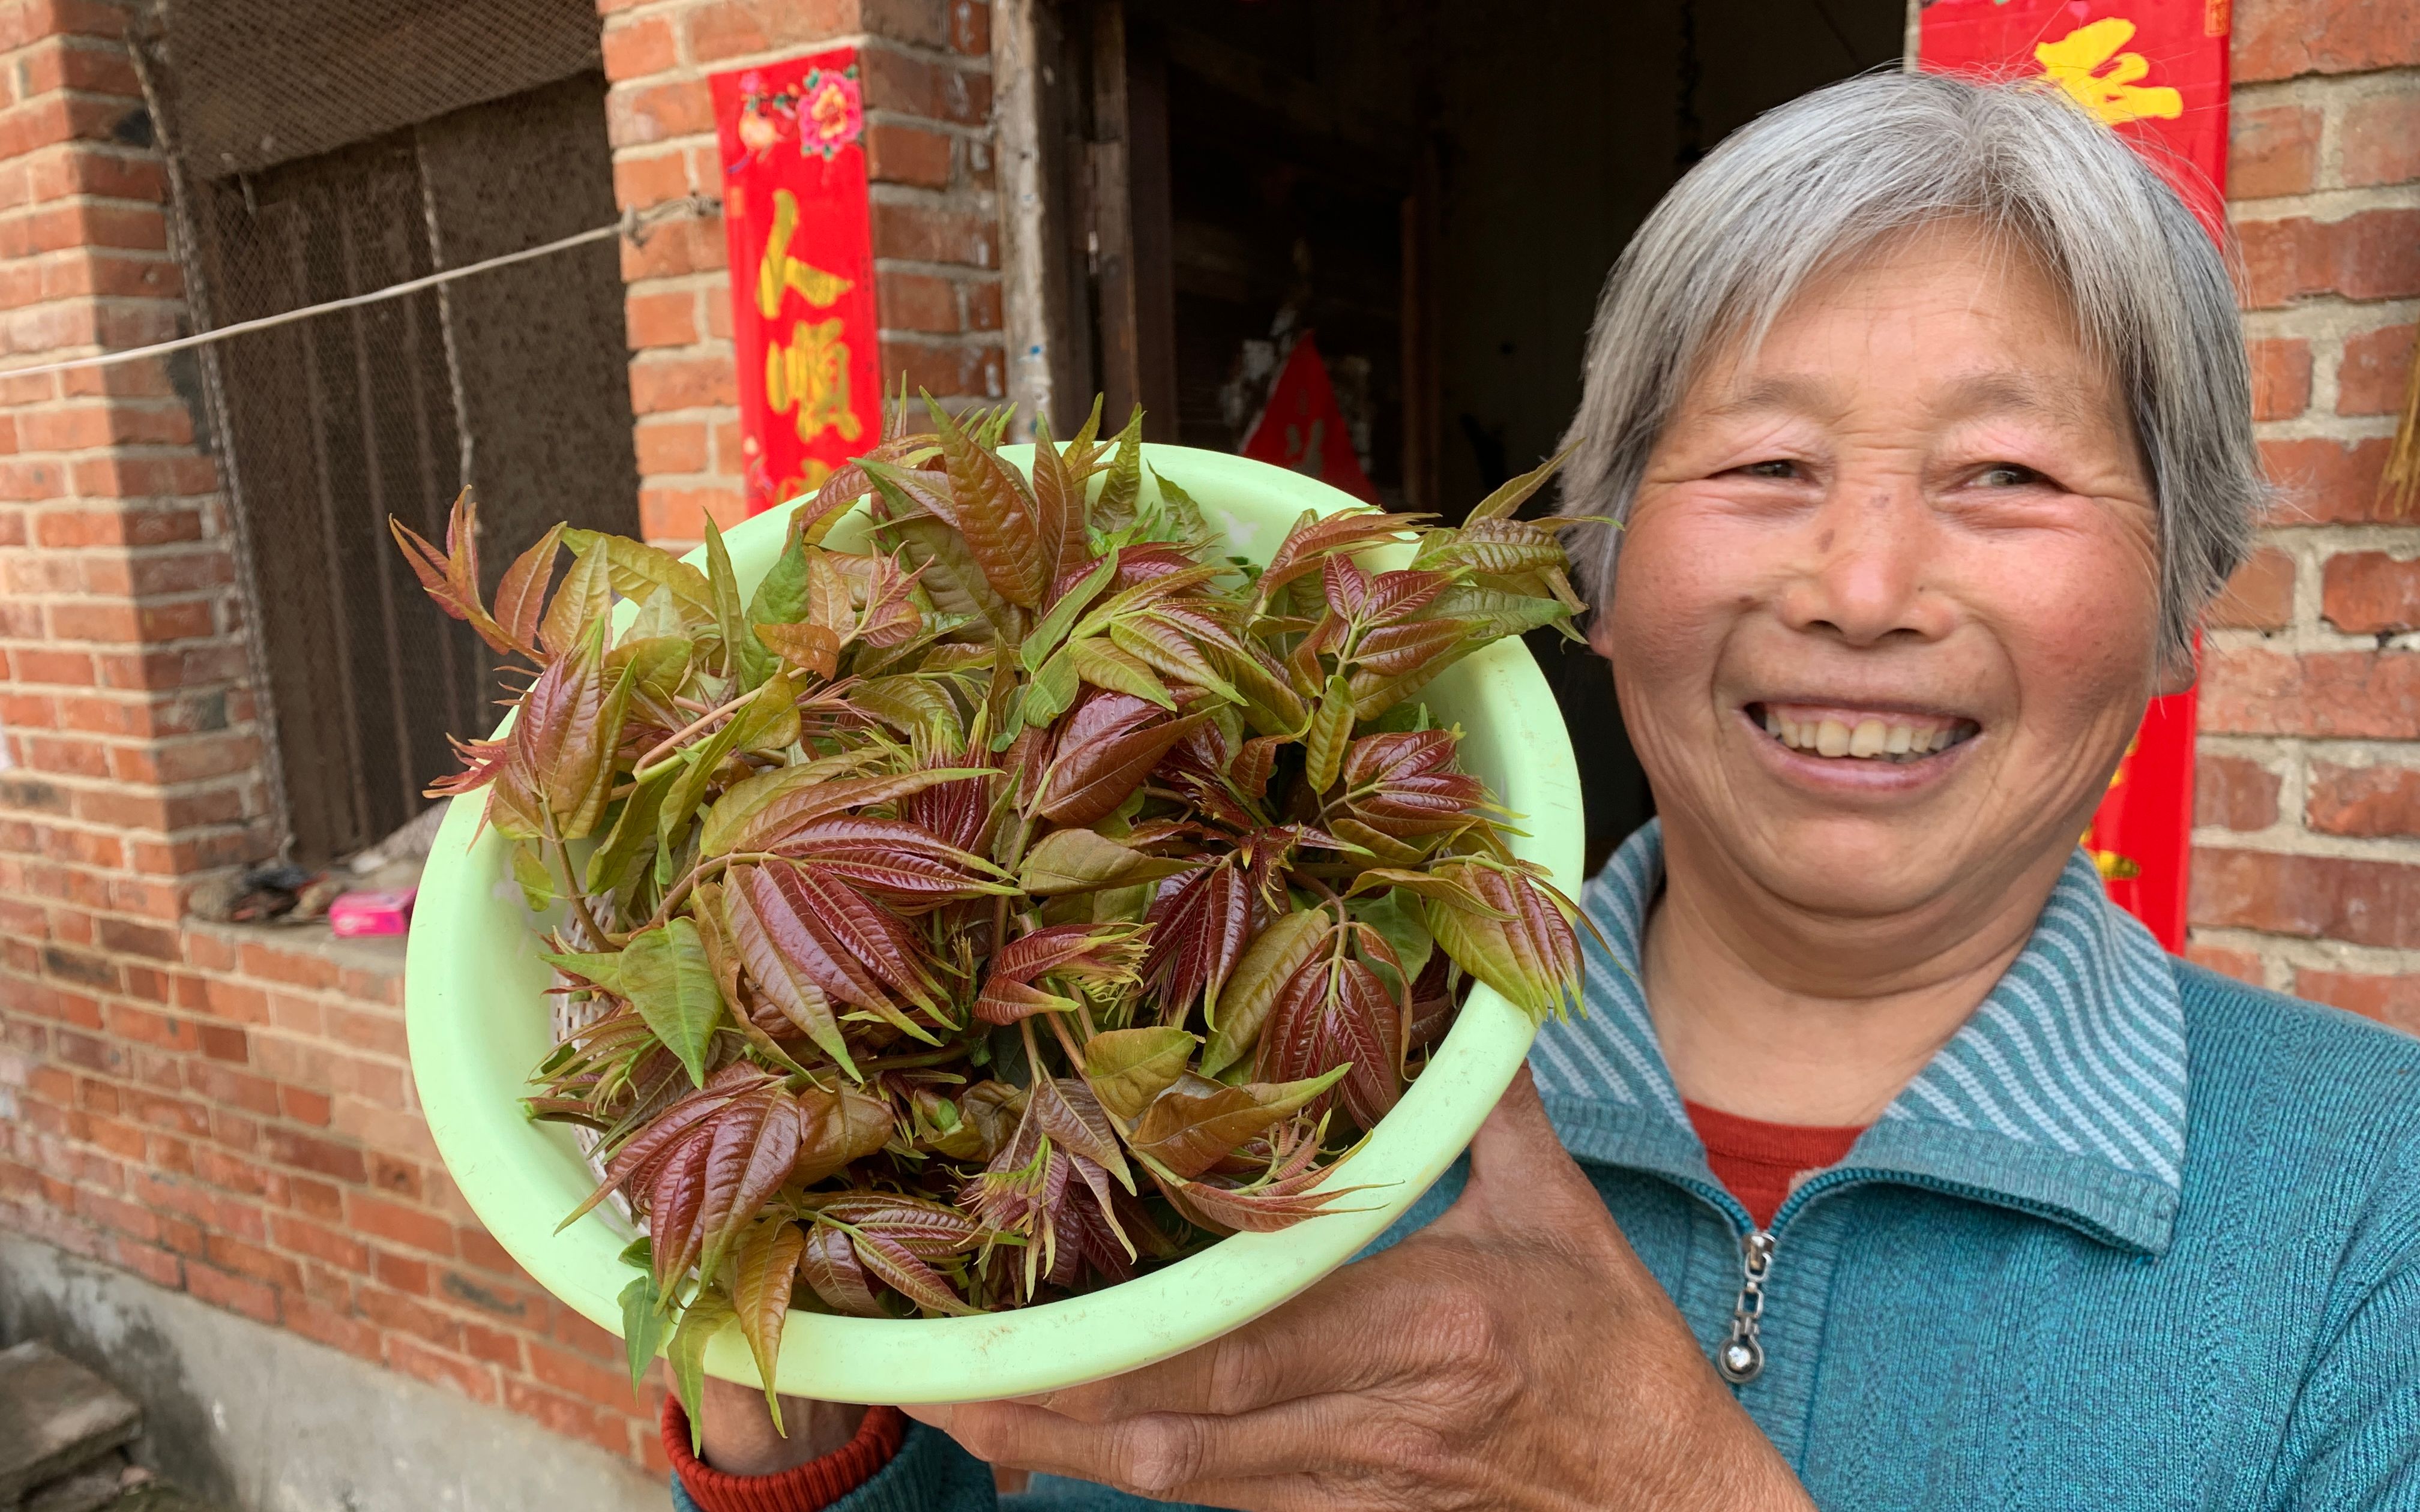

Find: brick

[606,78,715,148]
[2190,848,2420,948]
[601,15,677,80]
[2201,646,2420,739]
[2245,338,2310,422]
[439,1268,534,1321]
[348,1192,457,1256]
[2307,760,2420,839]
[946,0,988,53]
[878,338,1004,403]
[866,123,953,189]
[2339,324,2415,418]
[2233,0,2420,79]
[871,202,995,268]
[367,1151,423,1201]
[277,1085,331,1126]
[109,1238,183,1291]
[2296,970,2420,1034]
[861,48,989,127]
[527,1339,636,1407]
[2194,754,2280,830]
[625,289,697,349]
[963,278,1001,332]
[2238,211,2420,310]
[2342,93,2420,189]
[2227,106,2318,199]
[205,1232,303,1291]
[356,1283,459,1349]
[2206,545,2294,631]
[185,1260,280,1324]
[619,216,726,279]
[372,1249,430,1295]
[633,418,709,475]
[283,1295,379,1362]
[628,354,736,414]
[638,486,745,545]
[879,270,959,332]
[460,1321,523,1371]
[684,0,858,64]
[2322,551,2420,635]
[613,150,691,211]
[2261,438,2392,524]
[261,1126,366,1184]
[385,1336,497,1405]
[501,1378,639,1459]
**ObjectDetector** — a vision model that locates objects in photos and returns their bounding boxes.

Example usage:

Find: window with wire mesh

[142,0,643,866]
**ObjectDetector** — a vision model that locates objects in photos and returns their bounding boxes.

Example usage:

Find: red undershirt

[665,1105,1865,1511]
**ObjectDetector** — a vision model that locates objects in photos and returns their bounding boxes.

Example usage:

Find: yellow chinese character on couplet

[2035,17,2184,127]
[757,188,855,319]
[766,317,862,447]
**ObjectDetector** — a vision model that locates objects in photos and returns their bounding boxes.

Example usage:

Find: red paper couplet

[1238,333,1380,505]
[1919,0,2233,950]
[712,48,886,517]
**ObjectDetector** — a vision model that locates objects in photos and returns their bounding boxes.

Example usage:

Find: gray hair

[1555,70,2261,670]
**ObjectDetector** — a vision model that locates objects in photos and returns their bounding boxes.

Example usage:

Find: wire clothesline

[0,194,722,383]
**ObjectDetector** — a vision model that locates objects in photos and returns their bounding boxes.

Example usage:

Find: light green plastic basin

[405,444,1583,1405]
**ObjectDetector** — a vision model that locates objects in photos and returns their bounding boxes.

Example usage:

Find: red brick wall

[602,0,1002,548]
[2191,0,2420,1025]
[0,0,670,1472]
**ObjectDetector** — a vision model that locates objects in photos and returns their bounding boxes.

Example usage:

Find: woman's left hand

[905,1070,1814,1511]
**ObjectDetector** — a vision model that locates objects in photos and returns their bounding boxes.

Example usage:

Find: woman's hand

[904,1070,1813,1511]
[694,1375,865,1475]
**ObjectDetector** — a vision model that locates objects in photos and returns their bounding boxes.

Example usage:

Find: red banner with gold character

[713,48,885,517]
[1918,0,2232,950]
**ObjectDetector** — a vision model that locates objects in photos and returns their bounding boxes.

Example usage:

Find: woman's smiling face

[1600,221,2168,923]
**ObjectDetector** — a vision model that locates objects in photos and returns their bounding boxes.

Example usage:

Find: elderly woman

[669,70,2420,1511]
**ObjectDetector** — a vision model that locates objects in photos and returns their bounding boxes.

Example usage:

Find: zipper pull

[1716,1229,1775,1384]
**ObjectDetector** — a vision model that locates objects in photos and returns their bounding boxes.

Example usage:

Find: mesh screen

[142,4,642,864]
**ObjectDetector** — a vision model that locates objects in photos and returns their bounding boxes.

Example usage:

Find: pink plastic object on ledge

[329,888,416,938]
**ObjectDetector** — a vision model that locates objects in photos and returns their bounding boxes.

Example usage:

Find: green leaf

[1201,908,1330,1077]
[729,669,801,754]
[1146,467,1206,539]
[540,946,625,994]
[1094,406,1144,530]
[1130,1066,1349,1178]
[1082,1026,1199,1123]
[1022,548,1119,674]
[1021,647,1081,729]
[609,635,693,706]
[1067,637,1175,708]
[1463,440,1577,523]
[703,515,750,683]
[586,766,675,894]
[1302,674,1354,793]
[620,918,725,1085]
[655,712,746,881]
[1017,826,1194,895]
[668,1286,736,1452]
[1350,887,1434,1004]
[747,515,813,628]
[511,844,555,911]
[562,528,716,622]
[540,539,613,656]
[730,1217,806,1423]
[619,1273,667,1393]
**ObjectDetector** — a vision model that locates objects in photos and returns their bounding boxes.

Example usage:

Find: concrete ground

[0,1233,664,1512]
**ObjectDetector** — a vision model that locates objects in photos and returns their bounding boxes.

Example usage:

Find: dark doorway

[1058,0,1907,872]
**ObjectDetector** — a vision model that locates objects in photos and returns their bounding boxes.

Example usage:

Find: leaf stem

[545,835,619,948]
[633,687,765,781]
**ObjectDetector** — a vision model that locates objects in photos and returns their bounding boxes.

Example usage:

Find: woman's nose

[1772,476,1948,648]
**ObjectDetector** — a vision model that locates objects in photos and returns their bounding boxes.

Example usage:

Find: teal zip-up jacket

[676,823,2420,1510]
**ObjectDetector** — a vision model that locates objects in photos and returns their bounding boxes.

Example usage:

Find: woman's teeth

[1760,709,1971,763]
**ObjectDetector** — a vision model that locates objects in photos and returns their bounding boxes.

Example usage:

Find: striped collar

[1529,820,2188,1253]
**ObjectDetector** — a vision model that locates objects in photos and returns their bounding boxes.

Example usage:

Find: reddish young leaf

[804,1192,983,1258]
[1037,692,1211,826]
[1255,508,1421,602]
[1338,730,1486,838]
[798,1222,888,1317]
[723,865,853,1071]
[493,522,565,657]
[930,407,1046,608]
[689,1079,805,1286]
[793,1085,897,1183]
[1257,935,1406,1130]
[1142,858,1256,1024]
[1128,1068,1346,1178]
[731,1217,805,1412]
[853,1231,976,1316]
[1419,862,1583,1024]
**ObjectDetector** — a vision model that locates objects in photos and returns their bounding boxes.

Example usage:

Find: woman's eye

[1976,462,2044,487]
[1739,460,1798,479]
